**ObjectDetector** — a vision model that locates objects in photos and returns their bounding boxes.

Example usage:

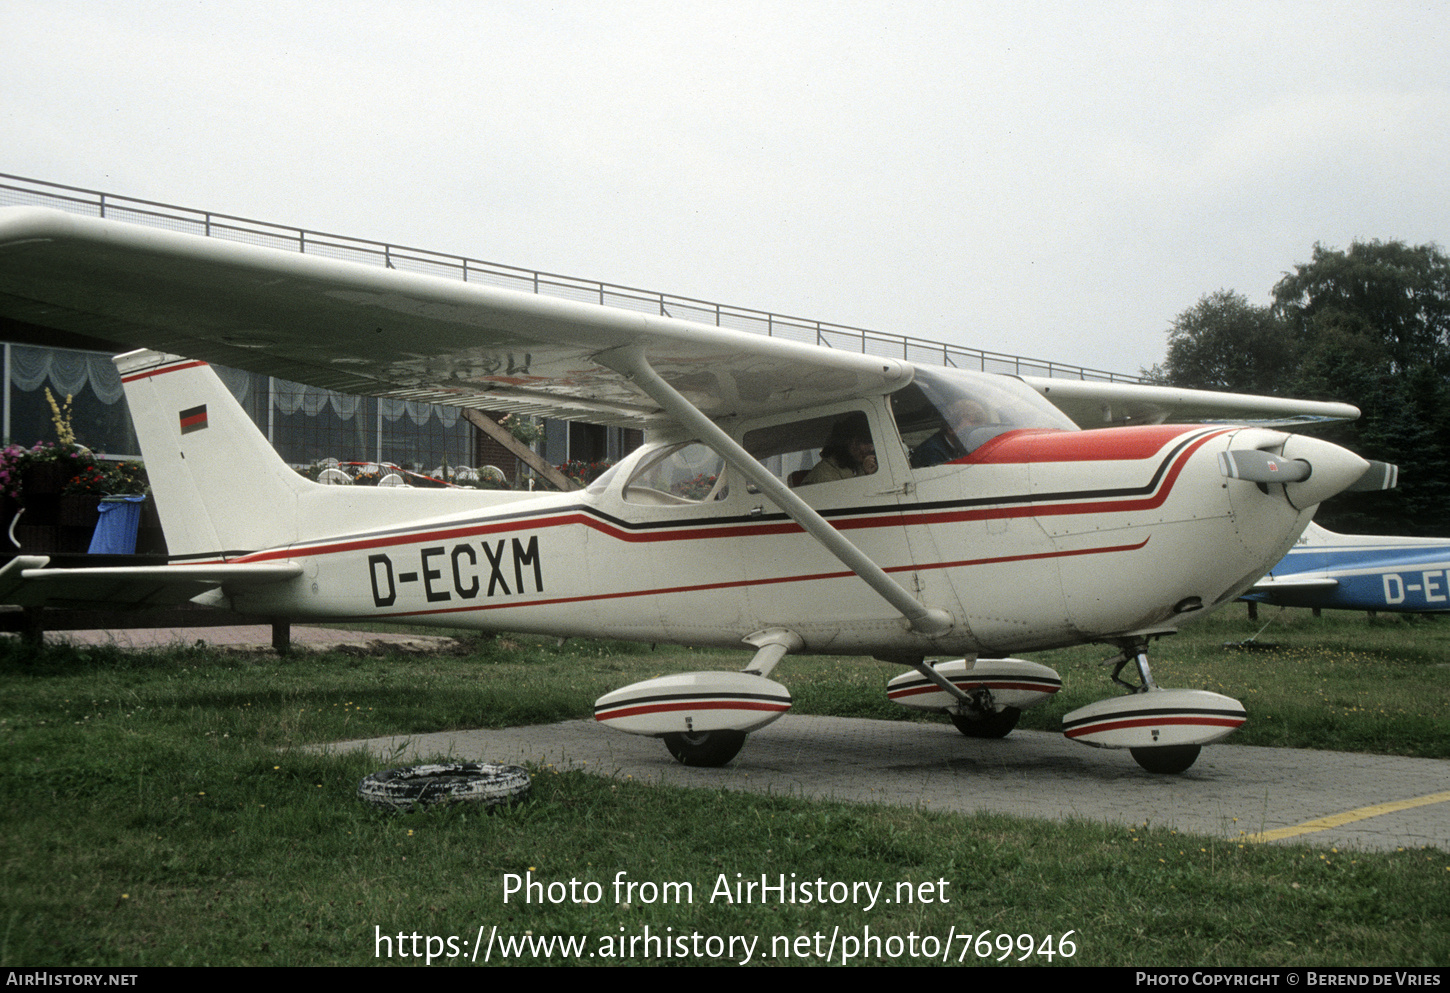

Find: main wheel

[662,730,747,766]
[1130,744,1201,774]
[949,707,1021,739]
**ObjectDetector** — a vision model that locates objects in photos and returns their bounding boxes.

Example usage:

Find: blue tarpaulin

[87,495,147,554]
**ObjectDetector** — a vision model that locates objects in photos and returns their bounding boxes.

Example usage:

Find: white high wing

[0,207,1392,773]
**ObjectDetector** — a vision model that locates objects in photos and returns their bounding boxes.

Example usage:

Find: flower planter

[21,462,72,498]
[58,494,101,527]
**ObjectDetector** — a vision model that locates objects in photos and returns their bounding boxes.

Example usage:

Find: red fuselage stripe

[1064,715,1246,738]
[121,360,209,383]
[229,461,1197,562]
[965,425,1211,465]
[888,681,1061,698]
[596,700,792,721]
[229,428,1225,565]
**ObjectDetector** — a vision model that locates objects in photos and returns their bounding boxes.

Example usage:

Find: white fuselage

[215,422,1311,657]
[115,350,1328,658]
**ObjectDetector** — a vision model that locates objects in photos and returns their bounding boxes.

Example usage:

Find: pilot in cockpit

[910,397,988,468]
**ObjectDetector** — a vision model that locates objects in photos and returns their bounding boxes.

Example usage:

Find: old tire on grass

[358,762,531,812]
[1130,745,1201,775]
[949,707,1021,739]
[662,730,747,767]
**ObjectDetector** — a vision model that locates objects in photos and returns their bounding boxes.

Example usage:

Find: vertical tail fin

[117,350,309,558]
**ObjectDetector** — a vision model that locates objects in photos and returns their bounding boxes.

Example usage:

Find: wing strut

[597,346,953,638]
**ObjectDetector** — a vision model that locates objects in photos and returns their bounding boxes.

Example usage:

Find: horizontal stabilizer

[1252,574,1339,590]
[0,557,301,610]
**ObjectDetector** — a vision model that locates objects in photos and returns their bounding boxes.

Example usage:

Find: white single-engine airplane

[1246,522,1450,614]
[0,207,1396,773]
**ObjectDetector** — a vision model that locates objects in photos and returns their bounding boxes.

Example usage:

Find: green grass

[1013,608,1450,758]
[305,607,1450,757]
[0,609,1447,966]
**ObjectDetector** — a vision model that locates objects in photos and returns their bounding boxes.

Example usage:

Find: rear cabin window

[621,442,727,505]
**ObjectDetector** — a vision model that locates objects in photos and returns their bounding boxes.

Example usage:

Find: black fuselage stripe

[1062,707,1244,730]
[191,428,1220,560]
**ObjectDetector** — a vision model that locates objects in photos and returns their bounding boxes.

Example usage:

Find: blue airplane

[1245,523,1450,613]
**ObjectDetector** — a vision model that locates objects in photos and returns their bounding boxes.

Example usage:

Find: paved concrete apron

[325,715,1450,852]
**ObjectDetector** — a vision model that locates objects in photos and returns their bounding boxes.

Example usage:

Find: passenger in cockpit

[801,412,878,484]
[910,398,987,468]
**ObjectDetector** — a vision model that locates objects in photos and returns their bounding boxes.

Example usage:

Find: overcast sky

[5,1,1448,376]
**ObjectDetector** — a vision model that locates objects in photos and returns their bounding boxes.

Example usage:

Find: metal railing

[0,172,1143,383]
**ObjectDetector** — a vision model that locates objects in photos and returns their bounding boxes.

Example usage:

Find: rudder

[117,349,310,558]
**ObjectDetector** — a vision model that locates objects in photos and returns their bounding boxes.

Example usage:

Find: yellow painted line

[1246,790,1450,843]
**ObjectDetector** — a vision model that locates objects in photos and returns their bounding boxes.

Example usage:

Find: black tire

[949,707,1021,739]
[1130,745,1201,775]
[358,762,531,812]
[662,730,747,767]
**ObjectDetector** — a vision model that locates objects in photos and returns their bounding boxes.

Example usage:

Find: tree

[1148,290,1294,395]
[1343,363,1450,534]
[1273,240,1450,379]
[1153,241,1450,536]
[1268,241,1450,534]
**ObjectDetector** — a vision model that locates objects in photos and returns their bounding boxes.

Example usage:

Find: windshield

[891,367,1075,468]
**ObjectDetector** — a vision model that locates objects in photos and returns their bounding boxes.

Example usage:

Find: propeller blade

[1346,461,1399,492]
[1217,449,1312,483]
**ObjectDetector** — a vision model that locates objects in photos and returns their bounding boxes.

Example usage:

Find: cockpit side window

[892,368,1076,469]
[742,410,877,487]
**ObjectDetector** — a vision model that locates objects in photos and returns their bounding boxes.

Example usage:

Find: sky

[4,1,1449,377]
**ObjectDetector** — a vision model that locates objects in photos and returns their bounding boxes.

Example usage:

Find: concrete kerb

[42,624,460,654]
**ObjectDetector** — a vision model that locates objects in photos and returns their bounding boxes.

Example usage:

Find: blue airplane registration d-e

[1246,523,1450,613]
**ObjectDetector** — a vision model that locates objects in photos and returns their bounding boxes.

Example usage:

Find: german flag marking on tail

[179,404,208,434]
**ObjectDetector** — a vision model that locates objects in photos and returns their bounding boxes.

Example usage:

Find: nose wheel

[1110,642,1203,774]
[1061,638,1246,775]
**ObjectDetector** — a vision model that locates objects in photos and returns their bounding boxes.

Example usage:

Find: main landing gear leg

[658,630,802,768]
[907,657,1022,739]
[1104,638,1201,775]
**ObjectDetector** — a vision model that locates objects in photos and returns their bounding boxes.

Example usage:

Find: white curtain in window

[9,345,125,404]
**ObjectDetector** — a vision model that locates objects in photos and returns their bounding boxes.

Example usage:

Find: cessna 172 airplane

[0,206,1396,774]
[1246,522,1450,613]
